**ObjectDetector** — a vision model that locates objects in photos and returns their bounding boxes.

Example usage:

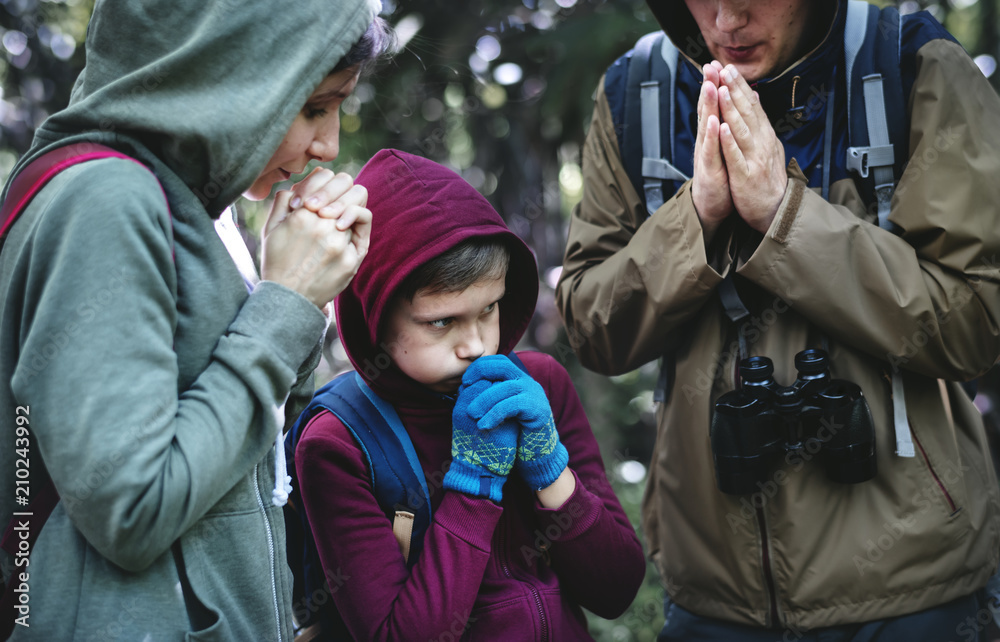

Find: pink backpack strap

[0,143,165,639]
[0,142,155,241]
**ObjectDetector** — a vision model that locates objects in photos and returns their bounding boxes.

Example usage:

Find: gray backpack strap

[640,33,689,215]
[847,74,896,229]
[843,0,868,115]
[844,0,913,459]
[844,0,896,231]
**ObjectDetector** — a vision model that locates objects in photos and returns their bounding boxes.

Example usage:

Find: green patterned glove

[443,372,518,503]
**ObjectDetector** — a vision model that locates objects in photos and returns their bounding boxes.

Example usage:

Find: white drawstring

[272,403,292,507]
[272,431,292,506]
[213,210,299,507]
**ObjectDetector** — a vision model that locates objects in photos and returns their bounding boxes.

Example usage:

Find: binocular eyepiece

[710,349,877,495]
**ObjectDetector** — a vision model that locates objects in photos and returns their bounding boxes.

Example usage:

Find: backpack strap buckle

[846,144,894,178]
[641,157,689,182]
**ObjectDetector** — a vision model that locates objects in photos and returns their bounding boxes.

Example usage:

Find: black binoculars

[710,349,877,495]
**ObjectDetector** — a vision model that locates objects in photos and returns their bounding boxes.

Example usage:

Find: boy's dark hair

[333,16,396,77]
[397,237,511,302]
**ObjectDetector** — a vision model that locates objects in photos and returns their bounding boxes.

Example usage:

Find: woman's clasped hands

[261,167,372,308]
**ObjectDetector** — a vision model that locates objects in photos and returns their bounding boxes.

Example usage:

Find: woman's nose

[308,117,341,163]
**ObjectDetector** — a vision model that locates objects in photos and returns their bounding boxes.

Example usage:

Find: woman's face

[243,67,360,201]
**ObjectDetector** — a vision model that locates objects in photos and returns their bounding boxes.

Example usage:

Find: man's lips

[722,44,760,62]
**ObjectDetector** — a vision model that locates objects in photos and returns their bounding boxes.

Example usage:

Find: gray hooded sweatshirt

[0,0,376,639]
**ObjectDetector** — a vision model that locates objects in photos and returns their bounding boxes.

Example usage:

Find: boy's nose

[456,328,486,361]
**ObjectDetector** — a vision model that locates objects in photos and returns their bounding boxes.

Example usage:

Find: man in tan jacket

[557,0,1000,639]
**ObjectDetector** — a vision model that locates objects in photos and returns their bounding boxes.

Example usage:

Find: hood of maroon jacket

[336,149,539,403]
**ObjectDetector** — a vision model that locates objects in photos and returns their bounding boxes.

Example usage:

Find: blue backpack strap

[284,371,433,634]
[350,372,434,531]
[506,350,530,375]
[288,372,433,563]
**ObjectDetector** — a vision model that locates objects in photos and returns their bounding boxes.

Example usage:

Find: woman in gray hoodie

[0,1,391,639]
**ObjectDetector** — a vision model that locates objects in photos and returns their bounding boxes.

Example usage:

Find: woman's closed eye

[303,105,328,119]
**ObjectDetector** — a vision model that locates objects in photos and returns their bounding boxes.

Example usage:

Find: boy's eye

[483,302,497,314]
[428,318,452,329]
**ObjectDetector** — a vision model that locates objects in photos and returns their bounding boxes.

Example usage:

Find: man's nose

[716,0,749,33]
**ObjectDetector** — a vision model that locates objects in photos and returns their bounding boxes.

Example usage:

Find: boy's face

[383,275,505,393]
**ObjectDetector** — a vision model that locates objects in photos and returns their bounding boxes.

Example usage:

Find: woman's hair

[396,238,511,302]
[332,16,396,77]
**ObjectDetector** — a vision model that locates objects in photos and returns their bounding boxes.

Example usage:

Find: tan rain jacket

[557,0,1000,630]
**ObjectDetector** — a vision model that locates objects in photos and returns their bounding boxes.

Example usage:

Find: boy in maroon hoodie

[293,148,646,640]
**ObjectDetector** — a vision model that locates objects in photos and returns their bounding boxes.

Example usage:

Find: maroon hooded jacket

[293,149,646,641]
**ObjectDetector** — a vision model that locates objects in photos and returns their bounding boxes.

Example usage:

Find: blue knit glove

[444,372,518,503]
[466,356,569,490]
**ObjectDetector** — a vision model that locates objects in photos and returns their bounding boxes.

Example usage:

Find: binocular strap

[718,274,751,361]
[891,373,915,457]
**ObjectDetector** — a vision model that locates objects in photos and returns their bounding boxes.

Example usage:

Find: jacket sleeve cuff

[738,159,808,278]
[532,468,601,541]
[434,492,504,552]
[229,280,329,371]
[769,158,810,245]
[671,180,734,281]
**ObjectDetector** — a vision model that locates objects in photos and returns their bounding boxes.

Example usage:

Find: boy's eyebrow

[411,312,452,323]
[409,292,505,323]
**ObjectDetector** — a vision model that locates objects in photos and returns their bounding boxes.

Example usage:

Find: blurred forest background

[2,0,999,639]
